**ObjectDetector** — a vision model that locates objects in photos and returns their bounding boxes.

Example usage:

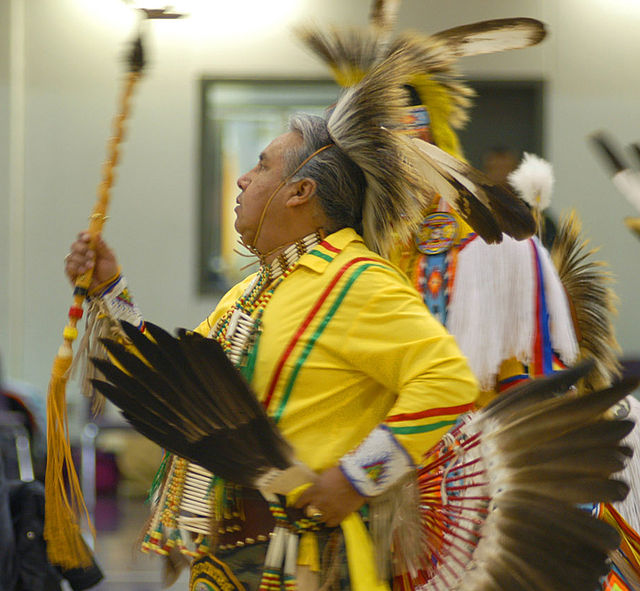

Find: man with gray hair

[65,89,480,589]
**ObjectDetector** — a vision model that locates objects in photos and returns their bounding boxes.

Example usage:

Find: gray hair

[286,113,366,235]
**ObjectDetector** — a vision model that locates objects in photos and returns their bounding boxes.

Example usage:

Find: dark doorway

[458,79,544,169]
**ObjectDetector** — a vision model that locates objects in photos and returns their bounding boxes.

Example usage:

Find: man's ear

[285,178,317,207]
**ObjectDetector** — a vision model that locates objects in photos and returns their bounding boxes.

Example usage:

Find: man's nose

[237,173,249,190]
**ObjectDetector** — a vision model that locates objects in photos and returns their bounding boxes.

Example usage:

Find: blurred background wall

[2,0,640,401]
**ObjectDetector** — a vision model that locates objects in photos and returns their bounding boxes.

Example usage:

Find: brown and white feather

[327,48,425,254]
[430,17,547,58]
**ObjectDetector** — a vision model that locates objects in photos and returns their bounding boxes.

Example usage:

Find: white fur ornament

[508,152,554,211]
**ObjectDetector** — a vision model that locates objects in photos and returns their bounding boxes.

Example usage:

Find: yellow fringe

[332,65,367,88]
[44,349,95,569]
[408,73,464,159]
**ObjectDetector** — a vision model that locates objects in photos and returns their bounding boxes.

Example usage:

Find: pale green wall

[0,0,12,379]
[2,0,640,399]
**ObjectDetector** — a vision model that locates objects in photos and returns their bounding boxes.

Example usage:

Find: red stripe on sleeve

[385,403,475,423]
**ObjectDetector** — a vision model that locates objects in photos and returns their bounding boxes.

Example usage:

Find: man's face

[234,131,303,247]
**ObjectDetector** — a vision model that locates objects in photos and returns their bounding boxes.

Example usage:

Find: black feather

[481,360,593,419]
[89,323,294,487]
[450,178,504,244]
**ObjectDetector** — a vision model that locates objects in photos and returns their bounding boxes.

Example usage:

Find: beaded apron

[141,231,322,560]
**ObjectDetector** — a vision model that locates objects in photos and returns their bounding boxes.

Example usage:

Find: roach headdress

[299,10,546,248]
[91,324,636,591]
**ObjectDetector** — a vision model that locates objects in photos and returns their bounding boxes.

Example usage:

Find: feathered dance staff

[44,8,181,569]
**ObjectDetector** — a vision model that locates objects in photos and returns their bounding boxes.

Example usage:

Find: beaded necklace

[211,231,322,367]
[143,230,322,558]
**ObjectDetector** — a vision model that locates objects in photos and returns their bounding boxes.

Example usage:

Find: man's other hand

[294,466,366,527]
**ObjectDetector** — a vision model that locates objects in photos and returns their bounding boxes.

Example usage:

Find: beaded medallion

[415,212,458,255]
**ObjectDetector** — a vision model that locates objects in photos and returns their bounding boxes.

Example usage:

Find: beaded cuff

[339,425,414,497]
[96,275,144,330]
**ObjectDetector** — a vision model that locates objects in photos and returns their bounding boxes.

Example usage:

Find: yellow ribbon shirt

[197,228,478,474]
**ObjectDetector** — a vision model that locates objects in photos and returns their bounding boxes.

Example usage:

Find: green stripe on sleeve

[388,419,458,435]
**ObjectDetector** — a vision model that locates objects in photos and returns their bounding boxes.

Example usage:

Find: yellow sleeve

[340,266,478,464]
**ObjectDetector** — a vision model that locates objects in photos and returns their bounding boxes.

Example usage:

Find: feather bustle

[414,363,637,590]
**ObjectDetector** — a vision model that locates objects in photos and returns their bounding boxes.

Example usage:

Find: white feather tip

[508,152,554,210]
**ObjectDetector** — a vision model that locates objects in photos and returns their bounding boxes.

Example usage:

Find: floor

[80,495,190,591]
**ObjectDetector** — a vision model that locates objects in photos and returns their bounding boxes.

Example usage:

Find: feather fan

[90,321,315,495]
[550,211,621,391]
[92,324,635,591]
